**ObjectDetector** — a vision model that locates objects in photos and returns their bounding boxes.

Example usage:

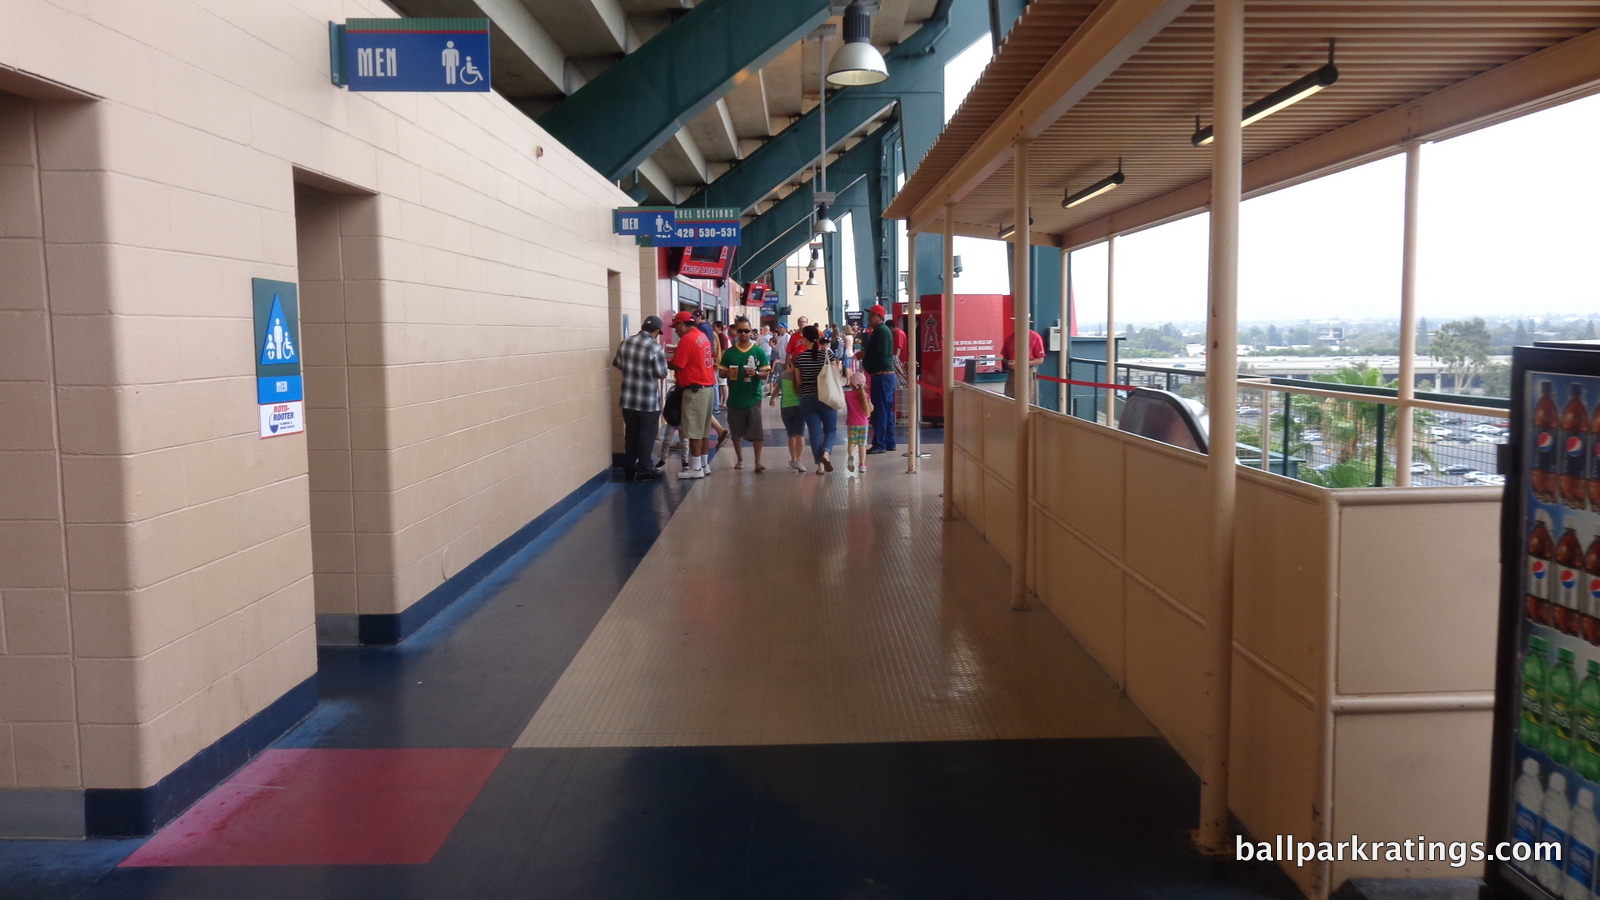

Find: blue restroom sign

[332,19,491,92]
[252,278,306,438]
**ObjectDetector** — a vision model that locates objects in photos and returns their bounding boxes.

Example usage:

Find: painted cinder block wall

[0,0,637,834]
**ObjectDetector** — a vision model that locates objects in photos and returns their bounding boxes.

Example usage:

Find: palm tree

[1268,364,1435,487]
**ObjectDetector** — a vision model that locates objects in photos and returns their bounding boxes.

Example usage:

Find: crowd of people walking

[610,306,908,481]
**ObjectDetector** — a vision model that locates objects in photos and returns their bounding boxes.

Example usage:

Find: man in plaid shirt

[612,315,669,480]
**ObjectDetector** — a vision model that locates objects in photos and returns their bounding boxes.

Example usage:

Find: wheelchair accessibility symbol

[442,41,483,86]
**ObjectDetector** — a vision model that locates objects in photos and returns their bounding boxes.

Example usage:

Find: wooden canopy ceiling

[887,0,1600,249]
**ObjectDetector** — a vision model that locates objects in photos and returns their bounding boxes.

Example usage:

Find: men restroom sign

[252,278,305,439]
[330,18,491,92]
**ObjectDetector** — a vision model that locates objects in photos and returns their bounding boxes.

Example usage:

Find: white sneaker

[794,460,807,473]
[677,467,706,480]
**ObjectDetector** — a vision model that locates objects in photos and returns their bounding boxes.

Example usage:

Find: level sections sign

[332,18,490,92]
[252,278,305,438]
[612,206,741,247]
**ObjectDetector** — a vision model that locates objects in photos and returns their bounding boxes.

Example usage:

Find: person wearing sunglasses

[716,316,772,471]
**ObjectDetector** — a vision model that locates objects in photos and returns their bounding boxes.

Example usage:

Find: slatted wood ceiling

[889,0,1600,241]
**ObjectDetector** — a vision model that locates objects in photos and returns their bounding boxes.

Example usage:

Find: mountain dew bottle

[1579,660,1600,782]
[1525,637,1550,750]
[1550,648,1579,765]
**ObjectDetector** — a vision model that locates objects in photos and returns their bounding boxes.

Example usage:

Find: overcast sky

[943,36,1600,330]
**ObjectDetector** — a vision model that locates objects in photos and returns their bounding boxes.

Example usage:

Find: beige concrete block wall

[0,93,79,795]
[0,0,638,806]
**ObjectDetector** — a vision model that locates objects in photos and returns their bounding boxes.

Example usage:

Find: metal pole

[1059,249,1070,414]
[1105,234,1117,426]
[908,231,920,474]
[1395,142,1423,487]
[1197,0,1242,856]
[1374,403,1386,487]
[942,204,956,521]
[1011,138,1032,612]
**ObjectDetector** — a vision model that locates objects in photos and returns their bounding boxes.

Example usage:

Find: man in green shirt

[717,317,772,471]
[861,304,898,453]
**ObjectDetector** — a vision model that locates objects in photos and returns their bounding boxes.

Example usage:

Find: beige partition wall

[952,384,1501,896]
[0,0,639,838]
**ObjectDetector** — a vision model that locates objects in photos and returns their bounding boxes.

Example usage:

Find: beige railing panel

[1229,658,1322,888]
[1330,709,1493,882]
[1125,579,1209,768]
[1036,515,1127,685]
[1123,441,1211,619]
[982,392,1018,489]
[1035,411,1126,558]
[1234,473,1330,695]
[1334,495,1500,695]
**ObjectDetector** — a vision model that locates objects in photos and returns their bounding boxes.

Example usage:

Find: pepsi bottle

[1535,381,1559,503]
[1562,384,1590,510]
[1530,513,1556,626]
[1587,533,1600,645]
[1557,526,1585,637]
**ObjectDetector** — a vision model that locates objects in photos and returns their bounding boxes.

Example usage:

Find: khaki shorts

[727,405,764,443]
[679,384,714,440]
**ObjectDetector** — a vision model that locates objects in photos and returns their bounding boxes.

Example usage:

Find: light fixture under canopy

[1063,160,1126,209]
[1192,39,1339,147]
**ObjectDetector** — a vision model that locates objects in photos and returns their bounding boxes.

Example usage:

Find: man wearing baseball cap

[612,315,669,480]
[862,303,898,454]
[670,310,718,478]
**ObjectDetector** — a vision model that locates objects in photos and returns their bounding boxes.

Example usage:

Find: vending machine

[1488,342,1600,899]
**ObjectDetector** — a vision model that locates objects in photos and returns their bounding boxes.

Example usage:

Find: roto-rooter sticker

[259,401,305,438]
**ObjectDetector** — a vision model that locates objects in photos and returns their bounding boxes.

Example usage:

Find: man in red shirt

[786,315,811,358]
[670,311,717,479]
[1001,327,1047,405]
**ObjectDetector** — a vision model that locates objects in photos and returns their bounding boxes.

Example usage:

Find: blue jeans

[798,395,838,464]
[868,370,897,450]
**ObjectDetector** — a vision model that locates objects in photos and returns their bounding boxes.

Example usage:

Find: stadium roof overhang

[885,0,1600,249]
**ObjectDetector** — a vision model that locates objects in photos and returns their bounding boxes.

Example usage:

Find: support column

[1395,142,1423,487]
[907,231,920,474]
[1197,0,1242,855]
[1105,234,1117,425]
[942,204,956,521]
[1010,138,1032,612]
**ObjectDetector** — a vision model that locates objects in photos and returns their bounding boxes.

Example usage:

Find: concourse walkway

[0,438,1300,900]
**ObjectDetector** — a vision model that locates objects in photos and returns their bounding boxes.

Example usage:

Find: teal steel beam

[730,125,887,285]
[683,0,985,215]
[823,228,844,324]
[538,0,829,182]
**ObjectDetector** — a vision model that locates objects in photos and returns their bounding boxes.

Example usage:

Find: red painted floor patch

[120,748,507,867]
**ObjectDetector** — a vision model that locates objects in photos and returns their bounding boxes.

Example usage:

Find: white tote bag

[817,360,846,411]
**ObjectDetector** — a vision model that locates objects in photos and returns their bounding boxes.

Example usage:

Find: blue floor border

[356,469,612,646]
[81,674,319,838]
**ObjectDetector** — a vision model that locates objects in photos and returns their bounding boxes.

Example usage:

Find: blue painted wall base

[356,470,612,645]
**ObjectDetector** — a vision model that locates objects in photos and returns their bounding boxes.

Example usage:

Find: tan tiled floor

[515,452,1155,747]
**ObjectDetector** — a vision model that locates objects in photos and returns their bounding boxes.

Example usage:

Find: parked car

[1302,430,1323,442]
[1411,461,1432,474]
[1442,464,1475,475]
[1424,426,1453,437]
[1439,416,1463,425]
[1470,423,1503,433]
[1471,433,1508,444]
[1465,472,1507,486]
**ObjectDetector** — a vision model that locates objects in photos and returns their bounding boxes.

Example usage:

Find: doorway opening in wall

[291,171,380,647]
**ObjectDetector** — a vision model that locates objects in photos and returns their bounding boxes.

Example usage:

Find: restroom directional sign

[330,18,491,92]
[252,278,305,439]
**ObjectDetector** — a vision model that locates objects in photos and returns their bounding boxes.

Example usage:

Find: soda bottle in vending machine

[1550,648,1579,766]
[1530,511,1556,626]
[1586,533,1600,645]
[1536,380,1561,503]
[1563,383,1591,509]
[1557,525,1586,636]
[1589,391,1600,511]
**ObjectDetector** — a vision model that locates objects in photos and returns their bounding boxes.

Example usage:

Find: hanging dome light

[827,2,888,86]
[814,203,837,234]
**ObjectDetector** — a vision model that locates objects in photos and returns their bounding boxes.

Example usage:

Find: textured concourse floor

[0,429,1301,900]
[518,451,1155,748]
